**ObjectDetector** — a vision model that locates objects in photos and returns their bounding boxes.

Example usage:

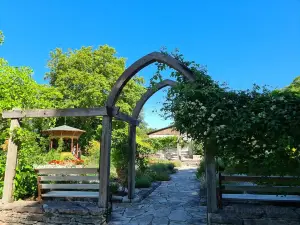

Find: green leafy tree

[284,76,300,95]
[0,32,61,199]
[0,31,4,45]
[45,45,146,147]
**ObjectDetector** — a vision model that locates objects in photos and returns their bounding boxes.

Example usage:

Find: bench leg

[37,177,42,202]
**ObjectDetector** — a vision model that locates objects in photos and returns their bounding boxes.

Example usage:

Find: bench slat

[222,194,300,202]
[221,175,300,183]
[39,176,99,182]
[222,185,300,193]
[42,191,99,198]
[36,168,98,175]
[41,184,99,190]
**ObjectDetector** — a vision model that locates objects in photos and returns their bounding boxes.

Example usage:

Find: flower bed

[48,159,84,166]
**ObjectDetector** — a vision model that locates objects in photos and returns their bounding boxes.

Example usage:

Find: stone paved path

[109,167,207,225]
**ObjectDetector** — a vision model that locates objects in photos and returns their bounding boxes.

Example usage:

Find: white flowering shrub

[154,50,300,176]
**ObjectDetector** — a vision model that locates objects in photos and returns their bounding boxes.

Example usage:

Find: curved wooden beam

[132,79,177,120]
[106,52,195,108]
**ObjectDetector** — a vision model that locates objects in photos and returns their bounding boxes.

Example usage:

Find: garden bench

[218,173,300,208]
[36,168,101,201]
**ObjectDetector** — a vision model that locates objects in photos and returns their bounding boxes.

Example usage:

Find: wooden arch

[106,52,195,108]
[100,52,196,207]
[132,79,177,119]
[128,79,178,199]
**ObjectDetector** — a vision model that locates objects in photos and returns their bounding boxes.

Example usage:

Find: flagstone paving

[108,167,207,225]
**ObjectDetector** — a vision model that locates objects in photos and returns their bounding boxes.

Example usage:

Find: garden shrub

[111,134,129,188]
[166,163,175,171]
[196,157,225,179]
[110,164,118,180]
[196,161,205,179]
[146,136,178,152]
[14,162,37,200]
[151,171,171,181]
[12,128,47,199]
[171,160,182,168]
[60,152,75,161]
[136,136,154,172]
[149,163,168,173]
[135,175,152,188]
[42,149,61,163]
[0,151,6,198]
[85,140,100,166]
[109,182,119,194]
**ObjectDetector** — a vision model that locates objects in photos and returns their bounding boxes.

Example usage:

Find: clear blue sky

[1,0,300,129]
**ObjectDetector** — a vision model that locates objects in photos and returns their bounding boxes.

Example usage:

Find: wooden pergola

[42,125,85,158]
[1,52,217,219]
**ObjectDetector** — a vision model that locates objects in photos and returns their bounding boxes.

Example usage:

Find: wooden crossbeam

[2,107,139,125]
[2,107,113,119]
[114,111,140,126]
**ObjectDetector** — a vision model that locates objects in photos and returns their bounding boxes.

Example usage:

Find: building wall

[148,127,180,137]
[148,134,177,138]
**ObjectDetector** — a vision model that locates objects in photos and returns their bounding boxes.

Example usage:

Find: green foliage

[111,133,129,187]
[171,160,182,168]
[151,171,171,181]
[12,128,47,199]
[109,182,119,194]
[135,175,152,188]
[149,163,170,173]
[136,136,154,172]
[157,50,300,176]
[190,141,204,156]
[149,158,181,168]
[0,30,4,45]
[45,46,146,147]
[0,38,150,199]
[84,140,100,166]
[59,152,74,161]
[0,37,61,201]
[42,149,61,163]
[284,76,300,96]
[148,163,173,181]
[56,138,64,152]
[196,158,225,179]
[146,136,178,152]
[14,162,37,200]
[0,151,5,197]
[196,159,206,179]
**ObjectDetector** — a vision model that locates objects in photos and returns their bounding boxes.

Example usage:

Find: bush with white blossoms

[153,50,300,176]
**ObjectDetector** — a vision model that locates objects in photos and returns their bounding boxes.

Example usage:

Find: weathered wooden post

[99,115,112,208]
[128,124,136,199]
[2,118,20,203]
[177,139,182,160]
[205,141,217,224]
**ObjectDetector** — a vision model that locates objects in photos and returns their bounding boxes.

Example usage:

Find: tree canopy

[0,35,149,198]
[45,45,146,147]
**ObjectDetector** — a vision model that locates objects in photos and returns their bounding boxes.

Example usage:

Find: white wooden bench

[218,173,300,208]
[36,168,101,201]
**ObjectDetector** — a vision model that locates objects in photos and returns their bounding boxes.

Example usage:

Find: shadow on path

[108,167,207,225]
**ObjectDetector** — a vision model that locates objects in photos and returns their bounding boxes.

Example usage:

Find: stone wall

[209,204,300,225]
[0,201,110,225]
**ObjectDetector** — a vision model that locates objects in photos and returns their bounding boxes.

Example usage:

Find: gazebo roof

[43,125,85,133]
[42,125,85,138]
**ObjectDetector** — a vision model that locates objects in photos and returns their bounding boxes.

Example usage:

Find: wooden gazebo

[42,125,85,159]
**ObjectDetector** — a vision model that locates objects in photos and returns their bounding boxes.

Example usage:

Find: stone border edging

[121,181,161,203]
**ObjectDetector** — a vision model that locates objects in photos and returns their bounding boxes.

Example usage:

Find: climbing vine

[154,50,300,176]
